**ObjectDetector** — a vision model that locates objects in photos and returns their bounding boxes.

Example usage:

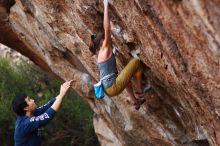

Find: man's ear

[24,106,29,111]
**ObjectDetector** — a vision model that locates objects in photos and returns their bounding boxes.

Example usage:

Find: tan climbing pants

[105,58,143,97]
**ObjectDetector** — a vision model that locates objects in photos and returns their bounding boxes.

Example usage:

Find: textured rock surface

[0,0,220,146]
[0,44,29,62]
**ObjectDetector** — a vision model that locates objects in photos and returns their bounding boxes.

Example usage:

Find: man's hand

[52,80,75,111]
[59,80,75,97]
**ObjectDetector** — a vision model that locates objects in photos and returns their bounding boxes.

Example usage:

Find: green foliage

[0,56,99,146]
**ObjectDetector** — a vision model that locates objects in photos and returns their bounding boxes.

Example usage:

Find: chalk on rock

[113,45,120,54]
[130,49,140,59]
[82,73,91,88]
[107,0,113,4]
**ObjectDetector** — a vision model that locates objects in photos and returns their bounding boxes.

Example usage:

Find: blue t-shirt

[14,98,56,146]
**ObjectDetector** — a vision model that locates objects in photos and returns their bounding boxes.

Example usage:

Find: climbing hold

[130,48,140,59]
[82,73,92,88]
[113,45,121,54]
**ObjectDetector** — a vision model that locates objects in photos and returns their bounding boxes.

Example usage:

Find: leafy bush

[0,56,99,146]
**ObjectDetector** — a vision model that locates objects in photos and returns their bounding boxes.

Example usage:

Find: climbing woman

[90,0,151,110]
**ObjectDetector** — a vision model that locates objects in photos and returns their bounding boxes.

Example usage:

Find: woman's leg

[133,67,144,94]
[105,58,141,96]
[125,82,138,104]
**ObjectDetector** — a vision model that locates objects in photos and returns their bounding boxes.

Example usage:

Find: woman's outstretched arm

[102,0,111,51]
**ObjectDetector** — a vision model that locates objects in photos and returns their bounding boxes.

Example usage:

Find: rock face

[0,44,29,62]
[1,0,220,146]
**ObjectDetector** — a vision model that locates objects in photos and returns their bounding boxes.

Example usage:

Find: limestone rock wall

[0,44,29,62]
[0,0,220,146]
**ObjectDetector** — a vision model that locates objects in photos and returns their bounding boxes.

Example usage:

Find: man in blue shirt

[12,80,75,146]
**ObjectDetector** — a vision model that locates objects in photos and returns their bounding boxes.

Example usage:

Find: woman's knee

[130,58,141,66]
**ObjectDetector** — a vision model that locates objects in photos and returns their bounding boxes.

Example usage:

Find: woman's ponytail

[89,32,104,55]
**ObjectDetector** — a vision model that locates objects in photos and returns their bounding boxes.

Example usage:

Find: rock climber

[89,0,151,110]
